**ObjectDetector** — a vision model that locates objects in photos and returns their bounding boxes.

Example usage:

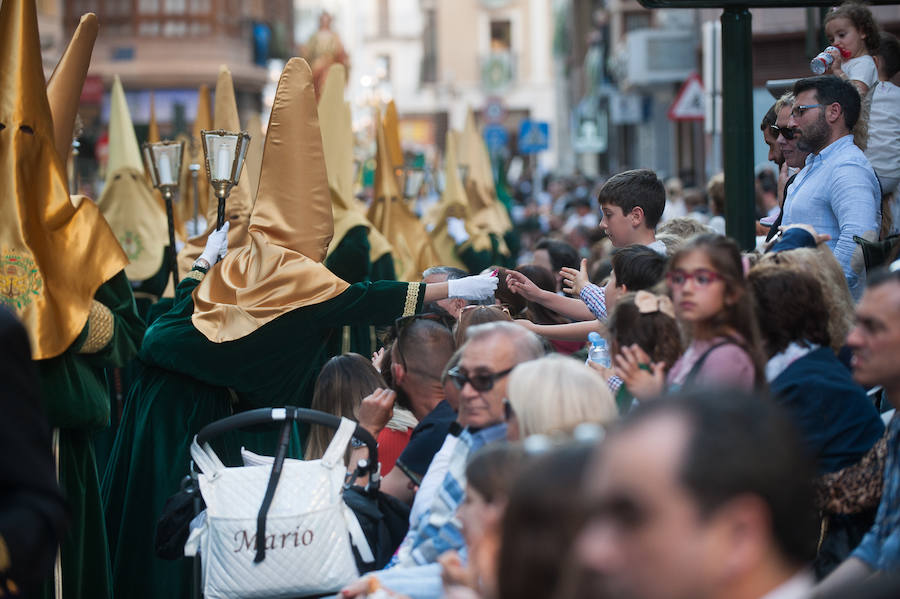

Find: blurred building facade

[36,0,293,189]
[296,0,559,168]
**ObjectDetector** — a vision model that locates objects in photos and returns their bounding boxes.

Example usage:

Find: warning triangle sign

[668,73,705,121]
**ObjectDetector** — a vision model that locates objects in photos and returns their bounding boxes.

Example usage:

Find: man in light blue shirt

[783,75,881,300]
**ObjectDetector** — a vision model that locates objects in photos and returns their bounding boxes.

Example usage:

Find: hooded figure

[456,108,512,268]
[5,3,145,597]
[319,64,383,355]
[174,65,256,287]
[367,112,439,281]
[96,76,171,315]
[177,83,213,237]
[101,57,497,599]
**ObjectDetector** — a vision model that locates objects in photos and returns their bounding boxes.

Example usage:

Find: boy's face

[604,270,622,311]
[600,203,639,248]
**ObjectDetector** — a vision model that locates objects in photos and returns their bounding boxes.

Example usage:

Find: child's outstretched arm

[506,270,595,321]
[513,318,605,342]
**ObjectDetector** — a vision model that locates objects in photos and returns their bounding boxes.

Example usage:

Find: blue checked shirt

[389,422,508,568]
[852,414,900,570]
[781,135,881,300]
[580,283,608,322]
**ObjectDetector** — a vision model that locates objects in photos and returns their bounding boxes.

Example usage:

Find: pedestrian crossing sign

[518,120,550,154]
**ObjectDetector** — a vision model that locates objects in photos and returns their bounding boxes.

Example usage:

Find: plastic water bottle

[810,47,837,74]
[586,332,611,368]
[810,46,850,74]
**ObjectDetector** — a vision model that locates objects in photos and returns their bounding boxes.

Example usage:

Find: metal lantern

[142,139,185,287]
[200,129,251,230]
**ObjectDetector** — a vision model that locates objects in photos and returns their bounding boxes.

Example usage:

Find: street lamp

[142,139,184,288]
[200,129,251,230]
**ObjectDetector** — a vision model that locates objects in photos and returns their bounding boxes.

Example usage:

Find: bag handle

[254,414,295,563]
[322,417,358,469]
[190,436,225,477]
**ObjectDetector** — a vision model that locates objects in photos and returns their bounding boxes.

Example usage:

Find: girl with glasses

[616,234,765,398]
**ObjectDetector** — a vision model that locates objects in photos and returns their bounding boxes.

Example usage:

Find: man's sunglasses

[447,365,514,392]
[769,125,796,140]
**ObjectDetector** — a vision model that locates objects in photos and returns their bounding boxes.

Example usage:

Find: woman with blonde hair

[506,354,617,440]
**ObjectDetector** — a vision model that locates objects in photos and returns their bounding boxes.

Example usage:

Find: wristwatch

[193,257,211,270]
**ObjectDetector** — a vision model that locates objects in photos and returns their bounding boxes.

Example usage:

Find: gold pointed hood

[148,91,160,142]
[176,65,256,280]
[367,114,438,281]
[192,58,349,343]
[427,132,484,270]
[458,108,511,250]
[97,76,169,281]
[383,100,404,169]
[46,12,97,167]
[0,0,127,359]
[318,64,372,257]
[178,84,212,233]
[244,112,263,198]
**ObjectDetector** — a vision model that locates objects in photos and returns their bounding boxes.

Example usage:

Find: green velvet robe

[94,249,174,476]
[324,226,378,357]
[102,267,424,599]
[458,232,510,274]
[35,270,145,599]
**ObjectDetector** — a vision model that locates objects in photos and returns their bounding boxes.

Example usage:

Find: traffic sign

[484,98,506,124]
[668,73,705,121]
[483,124,508,151]
[518,120,549,154]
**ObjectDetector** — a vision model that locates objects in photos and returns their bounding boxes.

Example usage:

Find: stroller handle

[195,406,378,465]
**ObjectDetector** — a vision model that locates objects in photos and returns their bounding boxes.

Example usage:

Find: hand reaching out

[561,258,590,296]
[614,344,666,400]
[372,347,387,371]
[505,270,542,302]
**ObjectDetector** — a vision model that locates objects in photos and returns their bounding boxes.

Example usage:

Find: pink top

[667,337,756,391]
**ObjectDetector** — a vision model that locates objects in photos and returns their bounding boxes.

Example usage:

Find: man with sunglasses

[761,93,811,243]
[782,75,881,300]
[341,322,544,598]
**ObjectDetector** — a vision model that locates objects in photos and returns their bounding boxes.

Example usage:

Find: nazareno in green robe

[457,232,510,275]
[35,270,145,599]
[94,248,175,476]
[102,265,424,599]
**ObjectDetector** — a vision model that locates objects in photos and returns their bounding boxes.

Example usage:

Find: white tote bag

[186,417,374,599]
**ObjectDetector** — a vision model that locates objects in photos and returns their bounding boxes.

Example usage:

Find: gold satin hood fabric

[0,0,127,359]
[46,12,97,168]
[428,132,473,270]
[97,76,168,281]
[178,84,213,235]
[191,58,349,343]
[367,115,438,281]
[176,65,255,280]
[383,100,404,169]
[458,109,512,241]
[318,64,372,257]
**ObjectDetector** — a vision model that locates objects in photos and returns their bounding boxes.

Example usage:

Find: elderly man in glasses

[342,321,544,599]
[781,75,881,300]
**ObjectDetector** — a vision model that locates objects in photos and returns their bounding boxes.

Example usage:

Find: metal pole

[163,190,179,287]
[217,195,226,231]
[189,164,200,233]
[721,7,755,250]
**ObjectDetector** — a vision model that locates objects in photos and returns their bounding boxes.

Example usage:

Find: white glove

[199,221,229,266]
[446,217,470,245]
[447,273,498,300]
